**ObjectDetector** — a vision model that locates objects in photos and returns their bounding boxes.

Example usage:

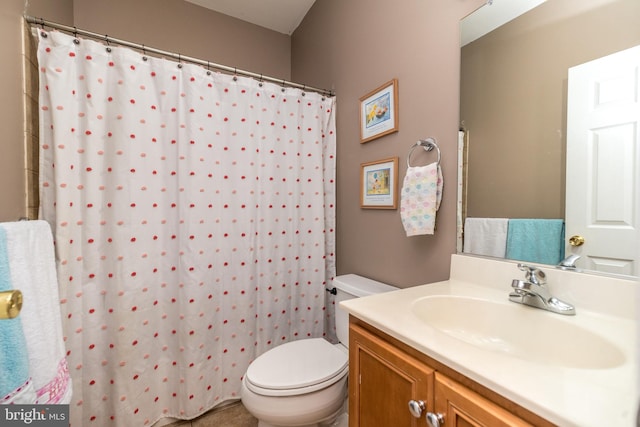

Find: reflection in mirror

[459,0,640,278]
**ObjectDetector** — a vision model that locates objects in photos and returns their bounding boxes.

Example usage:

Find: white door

[566,45,640,277]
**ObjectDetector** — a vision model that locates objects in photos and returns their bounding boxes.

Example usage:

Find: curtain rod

[25,16,335,98]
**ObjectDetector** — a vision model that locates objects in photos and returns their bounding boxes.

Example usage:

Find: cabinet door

[350,324,434,427]
[434,373,533,427]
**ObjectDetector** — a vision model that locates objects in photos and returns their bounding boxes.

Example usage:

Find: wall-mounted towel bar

[407,137,441,167]
[0,290,23,319]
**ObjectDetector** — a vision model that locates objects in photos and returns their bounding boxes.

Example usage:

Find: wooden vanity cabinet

[435,373,532,427]
[349,322,434,427]
[349,319,549,427]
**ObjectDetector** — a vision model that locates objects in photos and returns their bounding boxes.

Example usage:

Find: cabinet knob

[408,400,426,418]
[426,412,445,427]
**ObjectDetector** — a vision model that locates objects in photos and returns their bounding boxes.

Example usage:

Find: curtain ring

[177,53,182,69]
[36,18,46,37]
[105,35,111,53]
[206,61,211,76]
[142,45,148,61]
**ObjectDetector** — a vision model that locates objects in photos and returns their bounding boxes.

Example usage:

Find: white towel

[2,220,72,404]
[400,162,443,236]
[462,218,509,258]
[0,226,37,404]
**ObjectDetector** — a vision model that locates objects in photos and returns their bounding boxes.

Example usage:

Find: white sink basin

[411,295,625,369]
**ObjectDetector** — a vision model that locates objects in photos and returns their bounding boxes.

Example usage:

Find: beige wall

[292,0,485,287]
[1,2,44,221]
[0,0,290,222]
[1,1,25,221]
[73,0,291,81]
[461,0,640,219]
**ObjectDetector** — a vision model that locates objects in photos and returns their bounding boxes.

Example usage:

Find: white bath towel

[400,162,443,236]
[2,220,72,404]
[0,226,37,404]
[462,217,509,258]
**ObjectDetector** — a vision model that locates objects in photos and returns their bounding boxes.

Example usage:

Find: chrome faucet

[558,254,581,270]
[509,264,575,315]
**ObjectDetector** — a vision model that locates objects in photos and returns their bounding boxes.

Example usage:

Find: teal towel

[506,219,565,265]
[0,227,30,398]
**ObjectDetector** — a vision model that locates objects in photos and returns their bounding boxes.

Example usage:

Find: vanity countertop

[340,254,638,427]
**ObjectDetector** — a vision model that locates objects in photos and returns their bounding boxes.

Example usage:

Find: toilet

[240,274,397,427]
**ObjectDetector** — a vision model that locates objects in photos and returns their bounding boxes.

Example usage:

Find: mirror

[459,0,640,277]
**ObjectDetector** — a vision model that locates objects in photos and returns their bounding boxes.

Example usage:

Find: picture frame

[360,157,399,209]
[359,79,399,143]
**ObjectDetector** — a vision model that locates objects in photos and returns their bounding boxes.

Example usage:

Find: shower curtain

[37,30,336,426]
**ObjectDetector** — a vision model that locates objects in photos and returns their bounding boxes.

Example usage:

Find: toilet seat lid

[245,338,348,391]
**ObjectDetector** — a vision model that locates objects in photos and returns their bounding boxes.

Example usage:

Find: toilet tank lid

[332,274,397,297]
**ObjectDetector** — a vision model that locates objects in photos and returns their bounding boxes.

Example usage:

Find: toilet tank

[332,274,398,347]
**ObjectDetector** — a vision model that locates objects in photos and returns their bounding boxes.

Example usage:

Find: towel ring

[407,137,440,168]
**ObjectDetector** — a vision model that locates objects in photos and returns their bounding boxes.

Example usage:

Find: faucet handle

[517,263,546,285]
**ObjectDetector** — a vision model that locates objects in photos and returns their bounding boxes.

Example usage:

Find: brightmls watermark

[1,405,69,426]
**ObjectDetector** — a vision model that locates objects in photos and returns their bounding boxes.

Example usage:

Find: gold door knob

[569,235,585,247]
[0,290,23,319]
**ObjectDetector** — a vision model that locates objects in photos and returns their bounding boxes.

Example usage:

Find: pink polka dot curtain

[37,30,336,426]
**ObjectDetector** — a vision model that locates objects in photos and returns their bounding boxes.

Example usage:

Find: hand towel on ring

[400,162,443,236]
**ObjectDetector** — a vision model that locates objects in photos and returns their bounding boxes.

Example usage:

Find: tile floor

[165,402,258,427]
[162,400,348,427]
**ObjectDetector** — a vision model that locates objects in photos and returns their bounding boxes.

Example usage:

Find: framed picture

[360,157,399,209]
[359,79,399,143]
